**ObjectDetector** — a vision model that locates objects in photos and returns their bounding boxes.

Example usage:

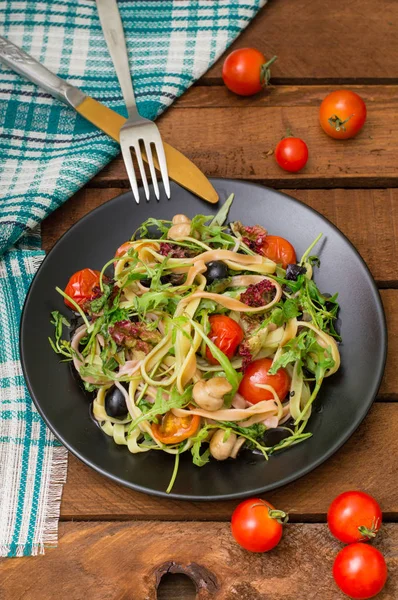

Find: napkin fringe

[41,446,69,552]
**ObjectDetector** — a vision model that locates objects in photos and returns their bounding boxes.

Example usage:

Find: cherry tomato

[275,137,309,173]
[222,48,277,96]
[206,315,244,365]
[64,268,101,310]
[328,491,382,544]
[115,241,134,258]
[319,90,367,140]
[262,235,296,268]
[151,410,200,445]
[231,498,288,552]
[239,357,290,404]
[333,543,387,599]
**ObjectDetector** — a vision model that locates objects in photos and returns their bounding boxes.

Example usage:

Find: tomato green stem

[268,509,289,524]
[260,55,277,87]
[328,113,353,132]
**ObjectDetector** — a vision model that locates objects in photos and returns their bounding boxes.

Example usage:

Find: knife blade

[0,35,219,204]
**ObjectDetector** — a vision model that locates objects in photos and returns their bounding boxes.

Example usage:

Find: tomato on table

[319,90,367,139]
[151,410,200,445]
[222,48,277,96]
[64,268,101,310]
[333,543,387,599]
[328,491,382,544]
[275,137,309,173]
[261,235,296,268]
[231,498,288,552]
[239,357,290,404]
[206,315,244,365]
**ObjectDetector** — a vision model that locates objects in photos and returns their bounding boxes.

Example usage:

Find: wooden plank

[203,0,398,84]
[89,87,398,189]
[178,85,398,109]
[41,187,398,286]
[1,521,397,599]
[61,402,397,521]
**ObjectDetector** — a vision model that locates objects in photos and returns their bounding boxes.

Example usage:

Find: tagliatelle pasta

[50,195,341,492]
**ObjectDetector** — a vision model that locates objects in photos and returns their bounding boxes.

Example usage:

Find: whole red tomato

[64,268,101,311]
[333,543,387,599]
[328,491,382,544]
[231,498,288,552]
[275,137,309,173]
[222,48,277,96]
[239,357,290,404]
[262,235,296,268]
[319,90,366,139]
[206,315,244,365]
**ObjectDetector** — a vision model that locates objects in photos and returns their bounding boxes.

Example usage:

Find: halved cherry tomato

[222,48,277,96]
[328,491,382,544]
[231,498,288,552]
[275,137,309,173]
[261,235,296,268]
[333,543,387,599]
[114,241,134,267]
[151,410,200,445]
[239,357,290,404]
[64,268,101,310]
[206,314,244,365]
[319,90,367,140]
[115,241,134,258]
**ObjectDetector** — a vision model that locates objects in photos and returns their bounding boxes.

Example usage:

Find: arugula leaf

[133,290,181,316]
[283,298,301,320]
[191,426,212,467]
[128,385,193,433]
[90,283,112,313]
[133,217,171,240]
[48,311,73,360]
[209,193,234,227]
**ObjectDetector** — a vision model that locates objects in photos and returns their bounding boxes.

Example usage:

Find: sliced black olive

[205,261,229,284]
[286,263,307,281]
[262,427,293,447]
[140,278,152,288]
[105,384,128,418]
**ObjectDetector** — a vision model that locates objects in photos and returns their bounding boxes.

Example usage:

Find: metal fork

[96,0,170,203]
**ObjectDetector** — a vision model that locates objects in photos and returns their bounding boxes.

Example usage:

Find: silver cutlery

[96,0,170,203]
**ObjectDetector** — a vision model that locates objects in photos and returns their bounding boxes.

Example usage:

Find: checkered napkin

[0,0,266,556]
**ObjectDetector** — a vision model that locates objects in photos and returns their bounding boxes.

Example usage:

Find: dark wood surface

[2,1,398,598]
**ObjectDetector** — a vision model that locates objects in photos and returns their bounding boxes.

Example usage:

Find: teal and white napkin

[0,0,266,556]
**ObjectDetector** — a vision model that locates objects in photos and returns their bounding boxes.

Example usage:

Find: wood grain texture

[204,0,398,84]
[1,521,397,599]
[60,402,397,521]
[41,187,398,286]
[90,86,398,189]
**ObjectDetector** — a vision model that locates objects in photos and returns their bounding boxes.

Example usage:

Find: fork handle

[95,0,139,119]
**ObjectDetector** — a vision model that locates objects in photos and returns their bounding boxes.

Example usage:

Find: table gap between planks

[2,1,398,598]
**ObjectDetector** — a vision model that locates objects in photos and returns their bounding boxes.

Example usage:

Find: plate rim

[20,179,388,501]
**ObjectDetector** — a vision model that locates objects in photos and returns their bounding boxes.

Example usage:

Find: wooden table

[2,1,398,598]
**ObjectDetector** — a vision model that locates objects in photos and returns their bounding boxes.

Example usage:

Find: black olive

[105,384,128,418]
[262,427,293,447]
[205,261,228,284]
[140,278,151,288]
[286,263,307,281]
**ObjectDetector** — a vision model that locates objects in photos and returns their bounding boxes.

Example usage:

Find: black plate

[20,180,387,500]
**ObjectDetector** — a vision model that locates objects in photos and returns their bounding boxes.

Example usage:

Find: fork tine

[121,144,140,204]
[144,141,160,200]
[155,141,171,198]
[133,143,150,201]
